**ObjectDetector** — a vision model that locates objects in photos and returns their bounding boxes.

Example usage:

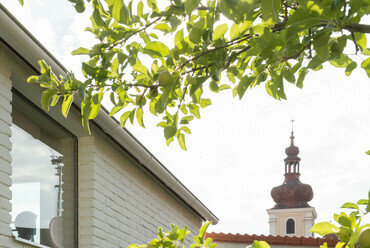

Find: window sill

[14,236,51,248]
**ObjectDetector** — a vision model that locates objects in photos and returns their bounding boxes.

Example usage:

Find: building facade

[0,4,217,248]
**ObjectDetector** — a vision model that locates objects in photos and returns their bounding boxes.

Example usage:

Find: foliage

[127,222,270,248]
[23,0,370,149]
[311,189,370,248]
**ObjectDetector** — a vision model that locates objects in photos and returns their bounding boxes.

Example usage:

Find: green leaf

[338,216,353,229]
[230,22,251,40]
[361,57,370,77]
[137,1,143,18]
[366,150,370,155]
[341,202,359,210]
[313,31,330,61]
[91,9,106,28]
[330,54,352,68]
[261,0,281,26]
[185,0,200,16]
[178,226,190,243]
[41,89,58,111]
[200,99,212,108]
[136,107,145,128]
[188,104,200,119]
[345,62,357,76]
[251,241,270,248]
[120,111,131,127]
[354,33,367,51]
[129,109,136,125]
[18,0,24,6]
[106,0,130,24]
[180,115,194,124]
[133,64,149,75]
[213,24,228,41]
[357,199,369,205]
[164,125,177,140]
[62,94,74,118]
[127,245,140,248]
[144,41,170,58]
[178,133,186,150]
[71,47,90,55]
[198,222,211,241]
[296,67,308,89]
[180,126,191,134]
[237,76,255,99]
[27,75,39,83]
[109,105,124,116]
[82,62,99,77]
[310,222,340,236]
[282,68,295,84]
[189,27,203,44]
[336,226,351,243]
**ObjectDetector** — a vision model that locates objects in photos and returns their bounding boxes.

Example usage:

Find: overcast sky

[2,0,370,236]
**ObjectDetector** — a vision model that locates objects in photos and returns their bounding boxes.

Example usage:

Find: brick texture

[0,62,35,248]
[78,136,203,248]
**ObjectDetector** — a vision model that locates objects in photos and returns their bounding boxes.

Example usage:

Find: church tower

[267,131,317,237]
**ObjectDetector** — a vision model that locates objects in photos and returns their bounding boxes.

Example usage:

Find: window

[286,218,295,234]
[10,92,77,247]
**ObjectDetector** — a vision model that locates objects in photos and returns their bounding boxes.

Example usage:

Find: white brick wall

[0,60,14,247]
[78,136,203,248]
[0,59,35,248]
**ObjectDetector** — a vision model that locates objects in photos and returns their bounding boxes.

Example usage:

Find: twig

[181,63,215,75]
[284,41,312,61]
[351,32,359,54]
[126,83,158,89]
[108,17,162,51]
[177,84,189,113]
[178,35,251,71]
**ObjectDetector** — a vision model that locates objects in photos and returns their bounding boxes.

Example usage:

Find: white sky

[2,0,370,236]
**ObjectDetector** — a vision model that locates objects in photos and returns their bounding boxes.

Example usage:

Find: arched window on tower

[286,218,295,234]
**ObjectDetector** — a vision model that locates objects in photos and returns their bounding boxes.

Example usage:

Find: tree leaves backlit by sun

[25,0,370,150]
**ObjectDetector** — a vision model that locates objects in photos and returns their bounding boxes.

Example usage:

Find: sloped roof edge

[0,3,218,225]
[205,232,340,247]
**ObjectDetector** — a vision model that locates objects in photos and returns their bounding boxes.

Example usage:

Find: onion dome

[285,132,300,163]
[270,132,314,209]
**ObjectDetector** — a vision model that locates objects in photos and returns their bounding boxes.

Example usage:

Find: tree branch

[108,17,162,50]
[181,63,215,75]
[178,35,251,71]
[283,41,312,61]
[344,23,370,33]
[126,83,158,89]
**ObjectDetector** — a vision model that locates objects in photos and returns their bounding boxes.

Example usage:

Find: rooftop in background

[205,232,340,247]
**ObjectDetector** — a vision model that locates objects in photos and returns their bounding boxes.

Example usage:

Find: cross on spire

[290,119,295,132]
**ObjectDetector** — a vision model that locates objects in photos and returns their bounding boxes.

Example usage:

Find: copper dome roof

[270,132,313,209]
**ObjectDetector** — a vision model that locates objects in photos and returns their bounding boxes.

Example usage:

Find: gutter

[0,3,218,224]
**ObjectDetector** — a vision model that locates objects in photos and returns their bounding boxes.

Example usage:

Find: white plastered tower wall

[267,207,317,237]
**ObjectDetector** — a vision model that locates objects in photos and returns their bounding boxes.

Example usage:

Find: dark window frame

[11,89,78,248]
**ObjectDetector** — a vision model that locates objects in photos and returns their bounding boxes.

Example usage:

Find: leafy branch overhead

[311,191,370,248]
[128,221,271,248]
[27,0,370,150]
